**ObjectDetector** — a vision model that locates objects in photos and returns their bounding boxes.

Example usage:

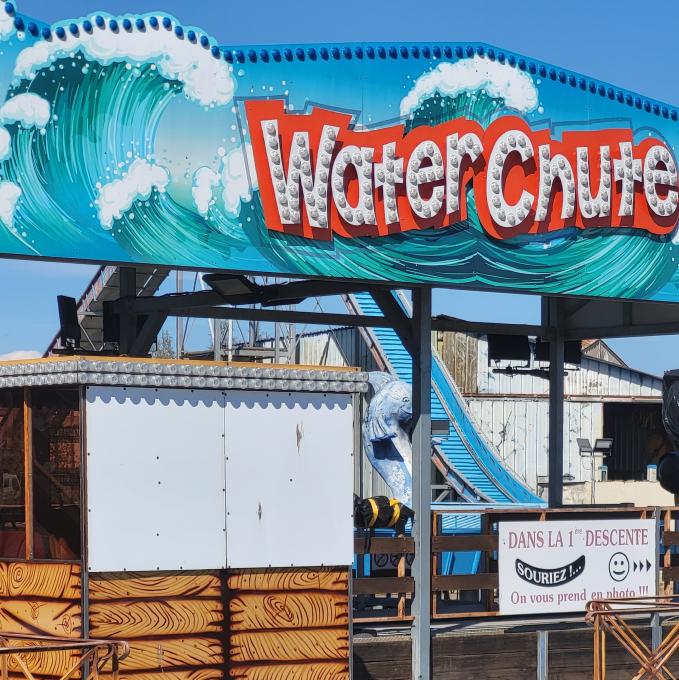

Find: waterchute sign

[0,3,679,302]
[248,101,677,241]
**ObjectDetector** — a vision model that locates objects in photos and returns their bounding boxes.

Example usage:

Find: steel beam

[411,287,432,680]
[118,267,137,355]
[128,311,168,357]
[204,274,390,306]
[118,290,223,313]
[433,315,546,337]
[127,299,552,338]
[168,305,389,328]
[371,290,415,355]
[546,297,565,508]
[120,280,396,314]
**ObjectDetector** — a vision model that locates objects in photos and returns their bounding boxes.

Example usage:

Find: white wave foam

[14,14,235,107]
[0,3,15,40]
[0,93,50,128]
[0,181,21,229]
[192,144,257,217]
[0,127,11,161]
[192,166,220,215]
[400,55,539,117]
[221,144,257,216]
[96,158,169,229]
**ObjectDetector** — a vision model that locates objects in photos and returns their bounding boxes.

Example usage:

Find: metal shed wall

[475,337,662,399]
[466,397,603,492]
[464,335,662,493]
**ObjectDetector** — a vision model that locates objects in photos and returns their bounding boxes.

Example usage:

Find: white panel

[86,387,226,572]
[477,338,489,393]
[226,391,354,569]
[514,400,527,483]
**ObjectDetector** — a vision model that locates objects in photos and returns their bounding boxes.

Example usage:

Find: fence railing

[0,633,129,680]
[353,535,414,623]
[352,505,677,623]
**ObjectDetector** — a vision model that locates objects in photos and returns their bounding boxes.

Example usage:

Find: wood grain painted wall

[227,567,350,680]
[89,571,225,680]
[0,561,81,637]
[88,567,350,679]
[0,561,81,679]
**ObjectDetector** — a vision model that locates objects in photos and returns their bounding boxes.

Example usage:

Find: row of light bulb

[0,372,369,393]
[0,360,367,382]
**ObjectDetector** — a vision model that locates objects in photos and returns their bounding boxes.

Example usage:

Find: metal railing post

[537,630,548,680]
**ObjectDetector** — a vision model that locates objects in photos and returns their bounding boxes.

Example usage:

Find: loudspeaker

[534,339,582,364]
[57,296,80,349]
[487,334,530,362]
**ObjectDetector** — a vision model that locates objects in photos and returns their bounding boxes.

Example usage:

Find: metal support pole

[546,297,565,508]
[537,630,549,680]
[118,267,136,355]
[227,318,233,362]
[652,611,662,651]
[411,287,432,680]
[176,271,183,359]
[213,320,221,361]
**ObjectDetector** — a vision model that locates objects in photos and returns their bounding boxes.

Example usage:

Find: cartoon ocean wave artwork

[0,2,676,302]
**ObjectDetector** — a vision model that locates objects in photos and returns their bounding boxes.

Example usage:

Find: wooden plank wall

[89,571,225,680]
[434,331,478,394]
[227,567,350,680]
[354,626,679,679]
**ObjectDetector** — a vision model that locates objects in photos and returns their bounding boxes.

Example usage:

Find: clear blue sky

[2,0,678,374]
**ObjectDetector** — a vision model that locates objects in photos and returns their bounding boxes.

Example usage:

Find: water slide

[346,291,542,505]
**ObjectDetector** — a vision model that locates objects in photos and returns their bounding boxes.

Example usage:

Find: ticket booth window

[0,389,25,558]
[31,388,81,559]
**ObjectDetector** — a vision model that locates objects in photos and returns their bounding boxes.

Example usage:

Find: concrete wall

[595,480,674,506]
[561,480,673,506]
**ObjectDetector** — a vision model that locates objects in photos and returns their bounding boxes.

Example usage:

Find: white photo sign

[498,519,656,616]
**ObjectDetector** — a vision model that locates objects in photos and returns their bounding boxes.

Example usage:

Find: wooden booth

[0,356,365,680]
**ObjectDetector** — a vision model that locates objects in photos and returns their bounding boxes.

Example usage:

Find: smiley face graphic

[609,552,630,582]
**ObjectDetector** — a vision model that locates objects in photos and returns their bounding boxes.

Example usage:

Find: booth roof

[0,355,368,393]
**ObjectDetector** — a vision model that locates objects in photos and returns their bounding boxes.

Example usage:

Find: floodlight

[594,438,613,455]
[202,274,259,299]
[577,438,592,455]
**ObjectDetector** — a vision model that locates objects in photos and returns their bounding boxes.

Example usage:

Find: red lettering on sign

[246,100,678,241]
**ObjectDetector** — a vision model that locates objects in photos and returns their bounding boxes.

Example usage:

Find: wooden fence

[352,505,679,623]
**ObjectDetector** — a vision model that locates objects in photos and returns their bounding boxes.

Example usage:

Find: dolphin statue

[362,372,413,505]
